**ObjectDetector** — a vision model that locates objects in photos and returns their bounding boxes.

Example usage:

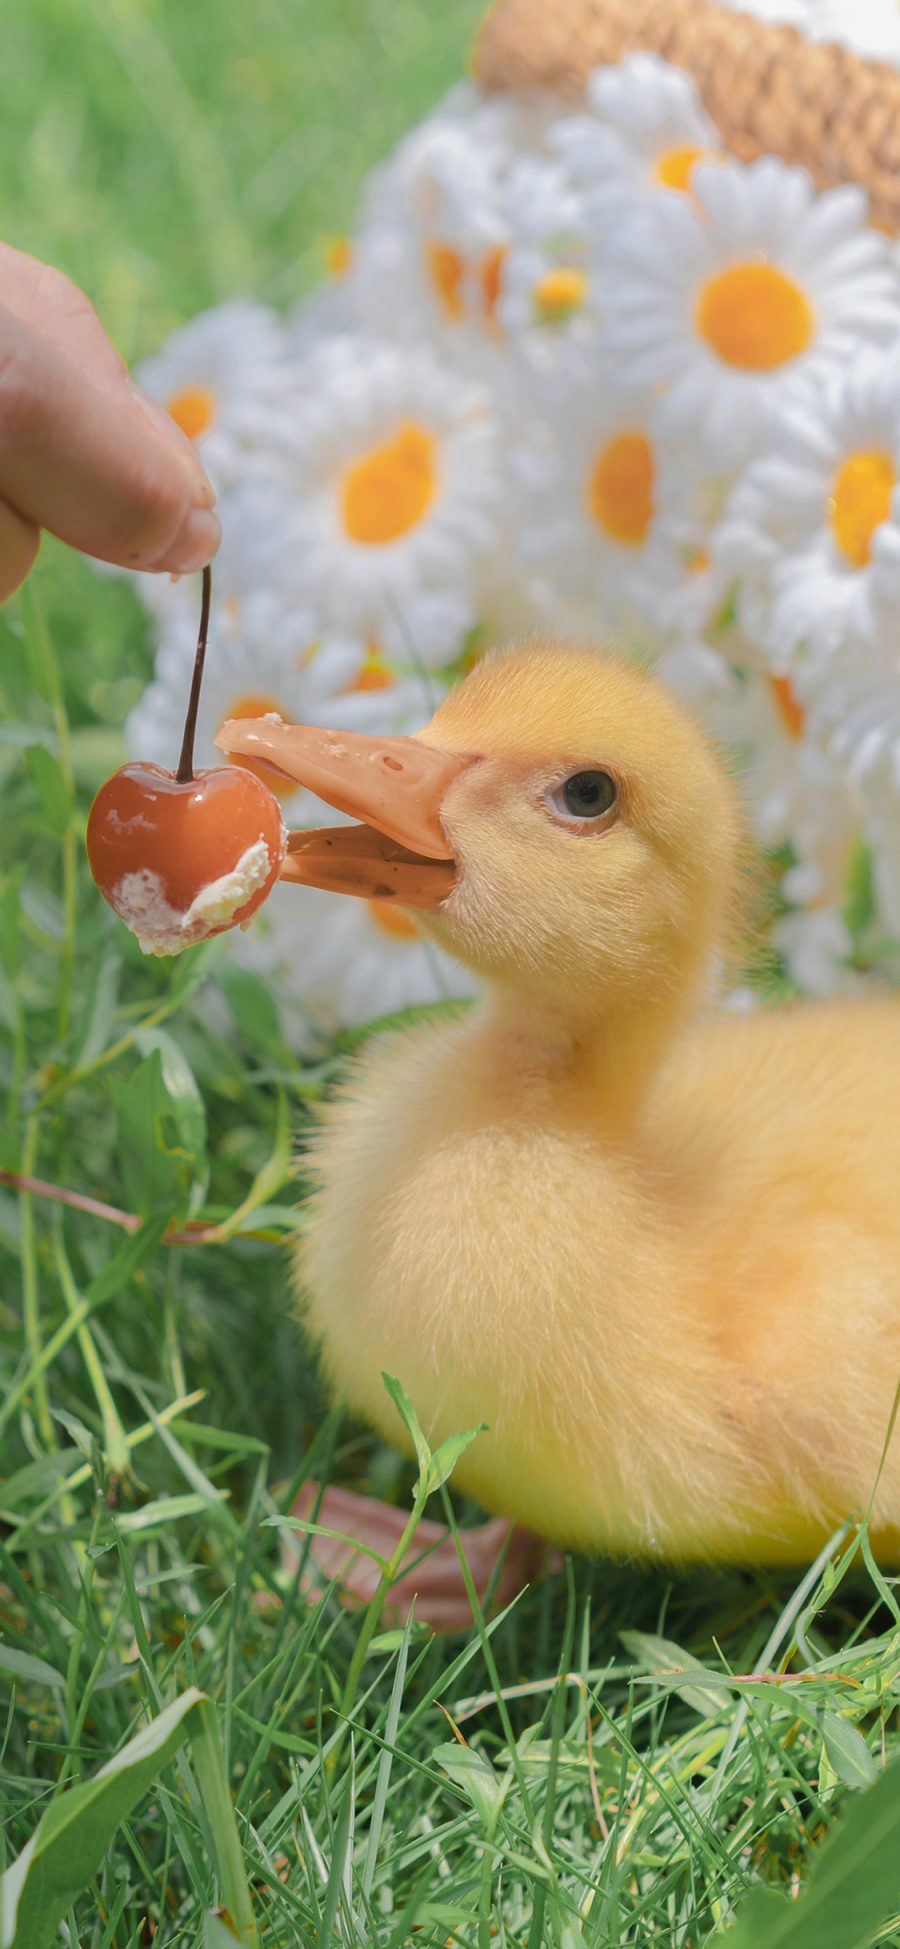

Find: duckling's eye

[549,770,618,826]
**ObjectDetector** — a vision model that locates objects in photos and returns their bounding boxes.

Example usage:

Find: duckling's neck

[476,976,701,1131]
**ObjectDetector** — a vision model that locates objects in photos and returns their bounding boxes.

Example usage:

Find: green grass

[3,3,900,1944]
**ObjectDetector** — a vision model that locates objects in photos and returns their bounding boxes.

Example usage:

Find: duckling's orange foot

[282,1482,556,1634]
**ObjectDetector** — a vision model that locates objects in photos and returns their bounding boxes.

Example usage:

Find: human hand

[0,242,220,602]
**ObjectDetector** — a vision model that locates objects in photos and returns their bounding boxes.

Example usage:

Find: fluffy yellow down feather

[298,642,900,1564]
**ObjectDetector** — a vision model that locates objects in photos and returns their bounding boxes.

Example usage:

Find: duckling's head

[417,641,741,1019]
[218,639,742,1027]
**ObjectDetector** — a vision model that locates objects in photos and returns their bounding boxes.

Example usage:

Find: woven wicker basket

[474,0,900,232]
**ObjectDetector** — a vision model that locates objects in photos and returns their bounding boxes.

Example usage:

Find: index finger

[0,304,220,575]
[0,244,209,486]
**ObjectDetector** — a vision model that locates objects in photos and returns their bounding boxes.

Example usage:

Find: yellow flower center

[426,241,465,321]
[768,674,804,741]
[340,423,438,546]
[533,266,588,321]
[165,385,217,440]
[654,144,716,191]
[325,233,353,278]
[696,264,814,371]
[368,898,420,941]
[221,694,297,798]
[829,450,895,568]
[587,431,655,546]
[346,647,395,692]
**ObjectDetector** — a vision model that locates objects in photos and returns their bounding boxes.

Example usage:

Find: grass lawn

[2,3,900,1943]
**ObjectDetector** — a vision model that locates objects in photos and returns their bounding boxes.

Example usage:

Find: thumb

[0,303,220,580]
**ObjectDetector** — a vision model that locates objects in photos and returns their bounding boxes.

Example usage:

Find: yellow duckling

[220,641,900,1566]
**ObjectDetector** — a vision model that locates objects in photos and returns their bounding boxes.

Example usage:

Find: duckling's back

[648,995,900,1548]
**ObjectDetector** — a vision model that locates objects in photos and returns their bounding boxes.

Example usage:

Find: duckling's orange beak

[214,716,471,910]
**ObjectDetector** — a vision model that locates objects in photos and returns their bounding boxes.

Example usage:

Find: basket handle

[473,0,900,232]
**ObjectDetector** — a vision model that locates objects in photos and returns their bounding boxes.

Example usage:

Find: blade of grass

[361,1611,415,1911]
[189,1698,258,1947]
[53,1224,129,1479]
[18,1116,53,1449]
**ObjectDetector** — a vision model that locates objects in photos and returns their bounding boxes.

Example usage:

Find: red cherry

[87,762,286,955]
[85,566,286,956]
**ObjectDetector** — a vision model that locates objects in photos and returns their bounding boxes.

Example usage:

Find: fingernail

[127,380,218,508]
[154,506,221,575]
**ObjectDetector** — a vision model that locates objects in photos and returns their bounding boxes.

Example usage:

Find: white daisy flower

[553,53,723,211]
[510,382,718,646]
[862,806,900,942]
[681,653,861,977]
[706,659,851,867]
[135,301,286,491]
[655,637,737,709]
[804,646,900,807]
[794,654,900,977]
[697,656,863,992]
[774,903,858,997]
[345,84,538,358]
[343,81,566,368]
[375,590,478,675]
[798,652,900,948]
[714,353,900,667]
[237,879,479,1040]
[272,335,500,639]
[495,156,599,392]
[602,158,900,467]
[321,663,448,738]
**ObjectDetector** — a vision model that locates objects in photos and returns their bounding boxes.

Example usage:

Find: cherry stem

[176,562,212,784]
